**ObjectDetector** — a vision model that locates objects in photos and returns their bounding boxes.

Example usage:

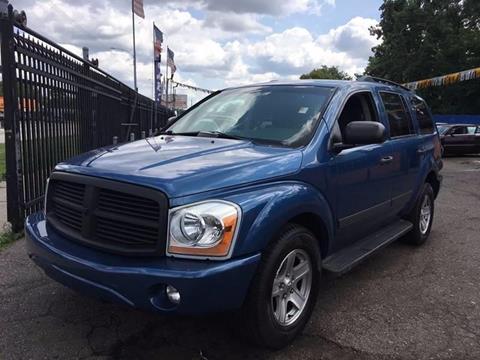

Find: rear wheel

[242,224,321,349]
[403,183,435,246]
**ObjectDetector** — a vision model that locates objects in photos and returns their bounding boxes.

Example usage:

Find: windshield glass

[168,85,335,147]
[437,125,450,134]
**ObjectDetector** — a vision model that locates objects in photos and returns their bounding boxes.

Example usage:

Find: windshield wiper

[158,131,199,136]
[196,131,249,141]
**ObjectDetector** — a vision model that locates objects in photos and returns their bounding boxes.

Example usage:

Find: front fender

[172,181,335,258]
[230,182,335,257]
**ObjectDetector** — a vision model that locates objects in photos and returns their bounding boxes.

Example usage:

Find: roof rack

[357,76,412,92]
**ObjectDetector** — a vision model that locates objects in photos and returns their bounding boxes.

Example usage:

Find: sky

[12,0,384,104]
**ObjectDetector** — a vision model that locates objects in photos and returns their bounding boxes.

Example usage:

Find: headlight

[167,200,240,258]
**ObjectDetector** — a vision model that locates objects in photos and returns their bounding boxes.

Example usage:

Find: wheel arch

[287,213,330,260]
[425,171,440,198]
[226,181,335,259]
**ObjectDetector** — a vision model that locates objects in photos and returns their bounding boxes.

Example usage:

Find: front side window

[412,97,434,135]
[335,92,379,142]
[450,126,468,135]
[380,92,415,138]
[168,85,335,147]
[437,125,450,135]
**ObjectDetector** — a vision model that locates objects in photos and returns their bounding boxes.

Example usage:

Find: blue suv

[25,78,442,348]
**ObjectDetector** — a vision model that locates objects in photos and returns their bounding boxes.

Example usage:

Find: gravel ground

[0,156,479,360]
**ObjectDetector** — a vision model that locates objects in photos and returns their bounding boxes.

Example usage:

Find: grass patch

[0,228,22,251]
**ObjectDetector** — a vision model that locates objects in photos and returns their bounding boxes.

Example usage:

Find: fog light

[166,285,181,305]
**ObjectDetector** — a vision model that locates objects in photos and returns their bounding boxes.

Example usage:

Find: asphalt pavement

[0,156,479,360]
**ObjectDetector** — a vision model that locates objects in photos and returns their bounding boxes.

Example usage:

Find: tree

[365,0,480,114]
[300,66,352,80]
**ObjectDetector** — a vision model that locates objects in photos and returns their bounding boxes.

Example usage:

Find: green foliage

[0,228,21,251]
[300,66,352,80]
[366,0,480,114]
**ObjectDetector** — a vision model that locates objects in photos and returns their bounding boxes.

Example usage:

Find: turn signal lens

[168,201,240,258]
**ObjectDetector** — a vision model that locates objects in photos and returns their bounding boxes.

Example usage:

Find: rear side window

[380,92,415,137]
[467,126,477,134]
[412,98,434,134]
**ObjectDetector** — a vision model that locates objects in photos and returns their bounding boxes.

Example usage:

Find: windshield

[168,85,335,147]
[437,125,450,135]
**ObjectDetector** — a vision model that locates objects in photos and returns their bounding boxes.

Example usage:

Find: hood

[56,135,303,198]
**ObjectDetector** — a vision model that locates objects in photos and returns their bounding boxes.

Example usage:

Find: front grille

[46,172,168,256]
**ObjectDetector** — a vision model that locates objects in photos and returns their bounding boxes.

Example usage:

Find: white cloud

[14,0,377,104]
[201,0,335,16]
[204,12,272,34]
[318,16,379,59]
[243,18,380,81]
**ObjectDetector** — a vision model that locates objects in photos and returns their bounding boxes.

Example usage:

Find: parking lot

[0,156,479,360]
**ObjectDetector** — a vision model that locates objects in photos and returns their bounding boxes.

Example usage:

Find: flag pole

[131,0,138,91]
[165,46,169,109]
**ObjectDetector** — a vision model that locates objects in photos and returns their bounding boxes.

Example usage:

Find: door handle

[379,156,393,165]
[417,147,427,154]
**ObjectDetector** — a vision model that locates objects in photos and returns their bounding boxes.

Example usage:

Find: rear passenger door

[466,126,480,154]
[445,126,476,153]
[378,91,421,215]
[476,126,480,153]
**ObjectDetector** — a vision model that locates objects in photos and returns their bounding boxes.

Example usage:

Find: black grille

[46,172,168,256]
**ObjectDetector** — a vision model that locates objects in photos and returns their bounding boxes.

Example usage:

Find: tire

[241,224,321,349]
[403,183,435,246]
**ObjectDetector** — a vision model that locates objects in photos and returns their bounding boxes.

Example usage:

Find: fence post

[0,7,23,231]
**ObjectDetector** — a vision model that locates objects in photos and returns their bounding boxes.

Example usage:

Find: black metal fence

[0,8,173,231]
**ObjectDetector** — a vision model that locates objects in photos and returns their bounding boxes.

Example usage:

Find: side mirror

[343,121,387,145]
[332,121,386,153]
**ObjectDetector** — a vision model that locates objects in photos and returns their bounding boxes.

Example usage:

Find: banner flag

[133,0,145,18]
[154,25,163,62]
[167,47,177,76]
[154,25,164,103]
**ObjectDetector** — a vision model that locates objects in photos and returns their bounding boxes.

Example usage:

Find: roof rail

[357,76,412,92]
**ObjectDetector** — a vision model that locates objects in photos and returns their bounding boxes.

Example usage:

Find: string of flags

[171,80,214,94]
[404,67,480,90]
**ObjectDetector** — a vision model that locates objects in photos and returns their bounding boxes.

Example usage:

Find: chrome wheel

[271,249,312,327]
[419,195,432,235]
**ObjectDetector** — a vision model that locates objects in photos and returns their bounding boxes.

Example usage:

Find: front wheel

[403,183,435,246]
[242,224,321,349]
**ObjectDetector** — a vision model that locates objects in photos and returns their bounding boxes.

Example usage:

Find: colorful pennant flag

[404,67,480,90]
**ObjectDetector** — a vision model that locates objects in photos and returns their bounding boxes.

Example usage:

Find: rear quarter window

[412,98,434,135]
[467,126,477,134]
[380,92,415,138]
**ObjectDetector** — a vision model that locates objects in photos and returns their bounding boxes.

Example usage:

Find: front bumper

[25,212,260,314]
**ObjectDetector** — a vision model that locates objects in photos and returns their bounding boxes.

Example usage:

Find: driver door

[331,91,394,250]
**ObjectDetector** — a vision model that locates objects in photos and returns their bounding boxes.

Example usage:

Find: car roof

[223,79,412,94]
[441,123,478,127]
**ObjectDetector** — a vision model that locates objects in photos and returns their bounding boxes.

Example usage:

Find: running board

[322,219,413,275]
